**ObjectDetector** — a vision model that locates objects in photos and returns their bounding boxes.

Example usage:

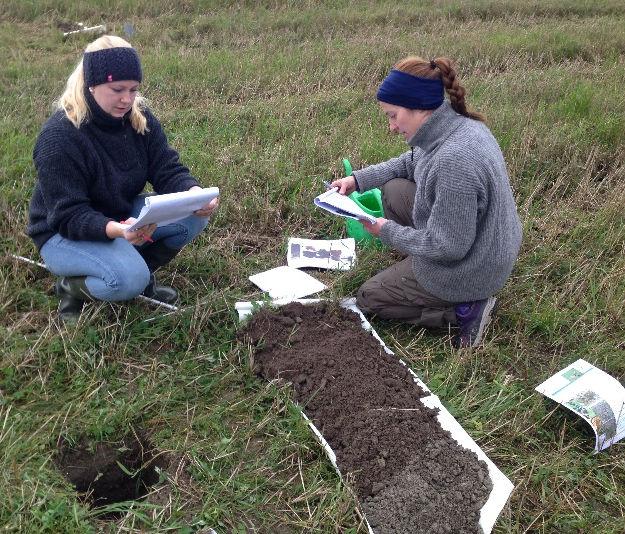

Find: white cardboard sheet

[248,266,327,300]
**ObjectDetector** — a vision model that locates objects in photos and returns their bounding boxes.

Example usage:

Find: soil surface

[56,432,166,516]
[241,301,492,534]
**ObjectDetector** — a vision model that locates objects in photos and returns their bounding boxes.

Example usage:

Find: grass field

[1,1,625,532]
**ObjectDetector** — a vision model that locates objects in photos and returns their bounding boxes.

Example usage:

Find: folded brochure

[287,237,356,271]
[536,358,625,452]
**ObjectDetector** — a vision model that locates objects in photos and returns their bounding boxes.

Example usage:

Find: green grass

[2,1,625,532]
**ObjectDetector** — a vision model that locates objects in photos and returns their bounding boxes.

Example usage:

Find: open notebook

[314,188,377,224]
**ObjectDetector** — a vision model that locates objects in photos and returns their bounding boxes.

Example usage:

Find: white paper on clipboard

[125,187,219,230]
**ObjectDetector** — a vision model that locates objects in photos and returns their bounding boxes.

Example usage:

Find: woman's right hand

[106,218,157,245]
[330,175,357,196]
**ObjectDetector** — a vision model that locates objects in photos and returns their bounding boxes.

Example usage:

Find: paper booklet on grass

[249,265,327,300]
[287,237,356,271]
[314,188,377,224]
[535,358,625,452]
[125,187,220,231]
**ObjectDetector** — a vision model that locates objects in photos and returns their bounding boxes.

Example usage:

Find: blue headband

[83,47,143,87]
[376,69,444,110]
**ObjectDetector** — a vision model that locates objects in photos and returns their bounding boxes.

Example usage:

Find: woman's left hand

[188,185,219,218]
[194,197,219,218]
[361,217,388,236]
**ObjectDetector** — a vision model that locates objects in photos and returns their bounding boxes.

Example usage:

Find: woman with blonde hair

[28,35,218,321]
[331,56,522,348]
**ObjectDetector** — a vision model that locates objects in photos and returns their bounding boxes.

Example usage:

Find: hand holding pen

[325,175,356,196]
[105,218,153,244]
[116,218,156,245]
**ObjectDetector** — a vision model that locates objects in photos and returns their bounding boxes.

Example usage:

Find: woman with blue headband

[331,56,522,348]
[27,35,219,322]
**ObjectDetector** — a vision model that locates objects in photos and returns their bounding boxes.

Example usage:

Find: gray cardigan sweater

[353,101,522,303]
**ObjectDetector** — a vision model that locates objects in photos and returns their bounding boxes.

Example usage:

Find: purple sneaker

[452,296,497,349]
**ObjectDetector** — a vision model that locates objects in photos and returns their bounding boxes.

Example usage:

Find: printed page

[535,359,625,452]
[287,238,356,271]
[314,189,377,224]
[248,265,327,300]
[126,187,219,230]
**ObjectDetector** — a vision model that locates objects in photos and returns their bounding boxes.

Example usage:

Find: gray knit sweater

[353,101,522,303]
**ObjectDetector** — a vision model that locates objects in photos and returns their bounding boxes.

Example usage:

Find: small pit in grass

[56,432,166,517]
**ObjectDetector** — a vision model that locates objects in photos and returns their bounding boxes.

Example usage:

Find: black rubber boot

[55,276,93,323]
[139,243,181,304]
[142,273,178,304]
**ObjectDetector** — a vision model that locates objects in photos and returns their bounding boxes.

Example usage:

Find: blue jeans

[40,195,209,301]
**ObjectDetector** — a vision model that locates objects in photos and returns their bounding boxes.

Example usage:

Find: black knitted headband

[83,47,143,87]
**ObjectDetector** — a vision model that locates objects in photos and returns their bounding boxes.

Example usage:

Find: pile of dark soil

[241,301,493,534]
[56,432,167,517]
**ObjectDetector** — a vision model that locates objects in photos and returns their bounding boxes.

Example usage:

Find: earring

[88,87,94,93]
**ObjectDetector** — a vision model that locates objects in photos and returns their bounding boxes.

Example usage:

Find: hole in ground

[56,431,167,518]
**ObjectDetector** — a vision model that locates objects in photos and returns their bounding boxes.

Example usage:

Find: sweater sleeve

[353,149,419,192]
[379,156,482,262]
[33,125,113,242]
[145,110,200,194]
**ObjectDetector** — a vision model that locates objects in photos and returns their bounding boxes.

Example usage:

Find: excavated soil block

[56,432,166,516]
[241,301,493,534]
